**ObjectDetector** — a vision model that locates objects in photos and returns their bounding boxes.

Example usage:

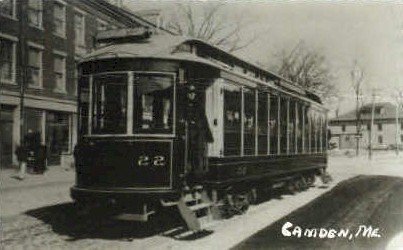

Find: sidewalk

[1,166,75,217]
[1,166,75,191]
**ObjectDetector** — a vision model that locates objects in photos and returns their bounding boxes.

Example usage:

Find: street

[1,152,402,249]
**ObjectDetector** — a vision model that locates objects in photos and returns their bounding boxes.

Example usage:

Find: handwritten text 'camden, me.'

[281,222,381,240]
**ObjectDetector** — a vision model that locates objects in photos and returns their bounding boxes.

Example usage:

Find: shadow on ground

[234,175,403,250]
[25,203,197,241]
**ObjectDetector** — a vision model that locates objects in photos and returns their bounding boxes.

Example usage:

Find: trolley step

[177,187,215,232]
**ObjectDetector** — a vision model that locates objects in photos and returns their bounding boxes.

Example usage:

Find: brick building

[0,0,156,167]
[329,102,403,150]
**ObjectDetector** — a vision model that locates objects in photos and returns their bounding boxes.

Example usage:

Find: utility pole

[368,90,376,160]
[18,2,27,168]
[351,61,364,156]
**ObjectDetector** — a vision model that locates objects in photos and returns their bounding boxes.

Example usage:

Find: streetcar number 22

[137,155,166,167]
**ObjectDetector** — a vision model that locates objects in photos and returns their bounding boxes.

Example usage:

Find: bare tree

[350,60,365,156]
[156,3,255,52]
[271,41,337,101]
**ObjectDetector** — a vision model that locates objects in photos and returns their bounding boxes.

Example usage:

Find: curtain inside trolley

[78,72,175,136]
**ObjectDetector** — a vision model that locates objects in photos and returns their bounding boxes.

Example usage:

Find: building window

[401,122,403,130]
[27,46,42,88]
[25,108,43,138]
[341,125,346,132]
[74,61,79,96]
[46,111,71,161]
[54,55,66,93]
[377,123,382,131]
[0,0,16,18]
[53,1,66,37]
[401,135,403,143]
[28,0,43,28]
[0,37,16,84]
[378,135,383,144]
[367,123,371,130]
[74,12,85,48]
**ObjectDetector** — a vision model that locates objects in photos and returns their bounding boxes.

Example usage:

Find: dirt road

[234,175,403,250]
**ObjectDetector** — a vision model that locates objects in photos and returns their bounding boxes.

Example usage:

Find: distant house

[329,102,403,150]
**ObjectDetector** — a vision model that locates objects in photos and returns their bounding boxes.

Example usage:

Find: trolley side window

[78,76,89,135]
[289,98,296,154]
[303,105,309,153]
[269,94,278,155]
[297,103,303,153]
[257,92,268,155]
[92,73,128,134]
[133,74,174,134]
[280,97,288,154]
[223,84,241,156]
[243,88,256,156]
[310,113,317,153]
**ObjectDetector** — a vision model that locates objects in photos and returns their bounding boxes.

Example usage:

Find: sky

[124,1,403,116]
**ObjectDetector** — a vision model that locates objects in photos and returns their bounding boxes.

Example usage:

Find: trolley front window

[133,74,174,134]
[92,73,127,134]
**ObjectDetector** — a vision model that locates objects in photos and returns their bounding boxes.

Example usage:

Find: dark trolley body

[71,28,329,230]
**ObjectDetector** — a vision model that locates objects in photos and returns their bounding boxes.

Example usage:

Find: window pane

[0,39,13,81]
[269,94,278,154]
[311,114,317,153]
[78,76,89,135]
[28,0,41,9]
[289,99,295,153]
[25,108,43,136]
[28,48,41,86]
[28,49,40,67]
[303,107,309,153]
[92,74,127,134]
[296,103,303,153]
[75,14,85,46]
[28,0,42,27]
[54,3,65,35]
[224,85,241,156]
[133,74,174,133]
[54,56,63,73]
[322,116,326,152]
[280,97,288,154]
[0,0,13,16]
[46,111,70,154]
[257,92,268,155]
[243,88,256,156]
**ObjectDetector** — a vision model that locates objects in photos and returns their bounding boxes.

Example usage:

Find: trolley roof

[81,32,323,105]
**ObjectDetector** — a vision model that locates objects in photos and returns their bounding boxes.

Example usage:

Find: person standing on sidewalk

[15,132,29,180]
